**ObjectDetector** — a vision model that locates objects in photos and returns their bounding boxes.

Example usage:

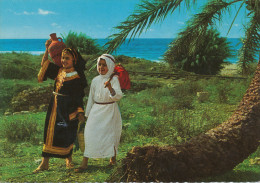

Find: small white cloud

[148,28,154,32]
[177,21,185,25]
[9,9,34,15]
[51,23,58,26]
[38,8,55,15]
[23,11,34,15]
[234,24,239,27]
[51,23,61,29]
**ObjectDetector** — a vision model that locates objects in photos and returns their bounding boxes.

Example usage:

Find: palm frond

[105,0,197,53]
[226,1,245,35]
[165,0,242,60]
[238,12,260,75]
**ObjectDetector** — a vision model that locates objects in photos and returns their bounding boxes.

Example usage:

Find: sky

[0,0,250,39]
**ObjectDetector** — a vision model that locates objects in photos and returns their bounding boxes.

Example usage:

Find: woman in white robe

[75,54,123,172]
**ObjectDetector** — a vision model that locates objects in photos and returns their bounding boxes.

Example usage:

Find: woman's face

[98,59,108,75]
[61,52,74,69]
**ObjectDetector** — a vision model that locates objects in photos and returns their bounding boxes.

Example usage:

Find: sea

[0,38,253,63]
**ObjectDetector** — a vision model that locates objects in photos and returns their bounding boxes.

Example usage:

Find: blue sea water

[0,38,248,63]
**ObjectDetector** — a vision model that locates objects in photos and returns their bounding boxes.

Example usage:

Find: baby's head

[97,54,115,76]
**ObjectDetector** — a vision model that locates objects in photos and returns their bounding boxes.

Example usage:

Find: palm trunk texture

[111,62,260,182]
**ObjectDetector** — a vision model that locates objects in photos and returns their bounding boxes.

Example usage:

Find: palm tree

[108,60,260,182]
[104,0,260,181]
[105,0,259,74]
[164,28,232,75]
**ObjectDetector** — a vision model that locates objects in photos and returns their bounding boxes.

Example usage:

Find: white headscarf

[97,54,115,79]
[96,54,116,99]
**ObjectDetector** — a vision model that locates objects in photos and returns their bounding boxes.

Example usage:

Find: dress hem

[83,153,116,159]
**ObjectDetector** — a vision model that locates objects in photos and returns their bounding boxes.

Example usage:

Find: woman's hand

[77,113,86,123]
[77,113,87,133]
[45,39,52,49]
[41,40,52,66]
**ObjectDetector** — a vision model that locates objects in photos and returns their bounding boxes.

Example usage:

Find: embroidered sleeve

[38,60,60,83]
[38,60,51,83]
[69,107,84,120]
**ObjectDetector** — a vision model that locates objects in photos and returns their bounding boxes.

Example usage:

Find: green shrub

[0,53,41,79]
[171,80,203,109]
[0,115,42,144]
[0,140,18,157]
[62,31,103,55]
[164,29,232,75]
[216,83,231,103]
[130,80,162,92]
[204,78,250,104]
[0,79,35,113]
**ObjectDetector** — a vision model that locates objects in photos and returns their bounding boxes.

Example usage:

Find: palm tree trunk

[117,61,260,182]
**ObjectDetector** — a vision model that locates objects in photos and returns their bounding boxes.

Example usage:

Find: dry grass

[219,63,239,76]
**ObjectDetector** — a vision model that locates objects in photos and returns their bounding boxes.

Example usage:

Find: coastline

[0,51,45,55]
[0,51,238,64]
[0,38,243,63]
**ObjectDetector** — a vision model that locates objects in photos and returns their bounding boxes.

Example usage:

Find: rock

[29,106,37,112]
[39,104,48,111]
[13,112,21,115]
[4,112,12,116]
[9,85,52,113]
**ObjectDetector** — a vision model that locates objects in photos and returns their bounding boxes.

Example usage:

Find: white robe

[84,75,123,158]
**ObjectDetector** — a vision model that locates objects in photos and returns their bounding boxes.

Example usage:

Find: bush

[0,79,37,113]
[0,53,41,79]
[62,31,103,55]
[204,78,250,104]
[164,29,232,75]
[171,80,203,109]
[0,115,42,144]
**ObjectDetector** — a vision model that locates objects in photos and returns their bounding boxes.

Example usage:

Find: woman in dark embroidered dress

[33,41,87,173]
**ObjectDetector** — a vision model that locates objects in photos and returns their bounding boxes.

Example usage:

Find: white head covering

[96,54,116,99]
[97,54,115,78]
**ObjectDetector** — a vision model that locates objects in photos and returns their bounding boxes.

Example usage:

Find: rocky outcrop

[6,85,53,114]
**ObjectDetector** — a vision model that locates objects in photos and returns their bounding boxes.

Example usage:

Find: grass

[0,112,259,182]
[0,52,259,182]
[198,146,260,182]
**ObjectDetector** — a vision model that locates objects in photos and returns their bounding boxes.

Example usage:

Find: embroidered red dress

[38,60,85,158]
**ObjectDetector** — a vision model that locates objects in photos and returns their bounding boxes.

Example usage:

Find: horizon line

[0,37,242,39]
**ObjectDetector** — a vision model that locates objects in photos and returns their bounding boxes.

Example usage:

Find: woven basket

[77,131,85,152]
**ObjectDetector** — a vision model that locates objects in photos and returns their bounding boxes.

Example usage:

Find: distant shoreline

[0,37,242,40]
[0,51,44,55]
[0,51,239,64]
[0,38,244,63]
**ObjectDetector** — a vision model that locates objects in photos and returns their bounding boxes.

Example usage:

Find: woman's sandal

[74,166,87,173]
[33,166,49,173]
[66,163,74,169]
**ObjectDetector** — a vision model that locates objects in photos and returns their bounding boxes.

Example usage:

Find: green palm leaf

[238,12,260,75]
[105,0,197,53]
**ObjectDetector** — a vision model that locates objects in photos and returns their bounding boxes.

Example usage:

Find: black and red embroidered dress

[38,60,85,158]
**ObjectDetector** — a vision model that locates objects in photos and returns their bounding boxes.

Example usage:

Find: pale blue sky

[0,0,249,39]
